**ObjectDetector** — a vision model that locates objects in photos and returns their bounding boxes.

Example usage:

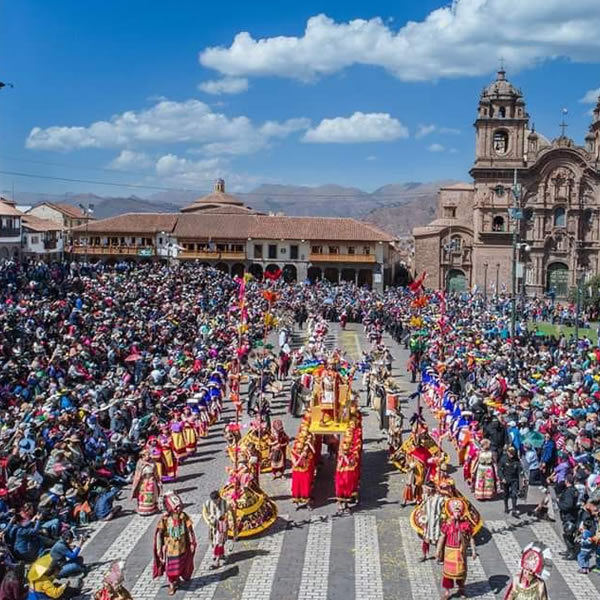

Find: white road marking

[355,514,384,600]
[298,517,332,600]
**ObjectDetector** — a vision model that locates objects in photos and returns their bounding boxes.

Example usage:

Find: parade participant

[291,429,315,509]
[130,456,161,516]
[402,455,426,507]
[471,438,498,501]
[169,412,187,464]
[419,482,445,562]
[436,497,477,600]
[504,543,551,600]
[182,407,198,456]
[268,419,289,479]
[203,490,234,570]
[146,437,167,483]
[335,434,359,514]
[94,561,133,600]
[157,428,178,482]
[152,491,197,596]
[498,446,523,516]
[319,362,339,427]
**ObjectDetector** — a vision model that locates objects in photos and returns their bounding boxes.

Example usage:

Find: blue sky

[2,0,600,197]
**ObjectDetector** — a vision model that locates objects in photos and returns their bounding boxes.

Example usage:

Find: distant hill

[6,180,454,236]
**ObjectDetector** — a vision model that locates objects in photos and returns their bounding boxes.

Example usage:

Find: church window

[450,236,462,253]
[499,107,506,118]
[585,209,593,225]
[554,207,566,228]
[493,131,509,155]
[492,216,505,232]
[443,206,456,218]
[494,185,505,197]
[524,208,533,221]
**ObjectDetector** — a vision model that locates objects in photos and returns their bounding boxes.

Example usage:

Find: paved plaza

[77,323,592,600]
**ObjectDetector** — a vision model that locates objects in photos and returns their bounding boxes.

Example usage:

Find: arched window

[499,107,506,118]
[492,216,505,232]
[524,208,534,221]
[451,235,462,253]
[493,130,508,154]
[554,207,566,227]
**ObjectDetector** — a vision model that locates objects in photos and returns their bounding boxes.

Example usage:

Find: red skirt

[292,468,313,501]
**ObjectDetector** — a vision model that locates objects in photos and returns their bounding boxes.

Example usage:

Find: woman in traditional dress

[131,456,161,516]
[146,437,167,482]
[268,419,289,479]
[169,412,187,464]
[158,427,178,482]
[335,436,359,514]
[504,543,551,600]
[471,438,498,500]
[152,492,197,596]
[182,407,198,456]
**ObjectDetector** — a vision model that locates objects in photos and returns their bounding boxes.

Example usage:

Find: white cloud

[200,4,600,83]
[303,112,408,143]
[581,87,600,104]
[366,155,377,161]
[198,77,249,95]
[428,143,445,153]
[449,148,459,154]
[415,124,436,139]
[26,98,310,157]
[108,150,153,170]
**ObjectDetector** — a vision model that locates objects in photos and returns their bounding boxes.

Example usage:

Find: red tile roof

[73,212,394,242]
[22,215,64,232]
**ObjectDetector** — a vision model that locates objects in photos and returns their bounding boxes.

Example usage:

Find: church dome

[180,179,252,214]
[481,69,523,100]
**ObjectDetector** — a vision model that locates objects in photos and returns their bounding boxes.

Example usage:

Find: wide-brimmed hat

[49,483,65,496]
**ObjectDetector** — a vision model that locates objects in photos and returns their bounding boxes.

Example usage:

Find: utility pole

[510,168,521,381]
[78,202,94,264]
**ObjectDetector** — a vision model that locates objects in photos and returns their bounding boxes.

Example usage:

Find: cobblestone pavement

[77,323,600,600]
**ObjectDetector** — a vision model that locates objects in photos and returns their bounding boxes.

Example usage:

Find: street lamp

[575,267,586,341]
[495,263,500,297]
[483,263,488,301]
[78,202,94,263]
[510,169,524,381]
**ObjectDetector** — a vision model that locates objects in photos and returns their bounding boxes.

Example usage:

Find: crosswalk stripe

[355,515,384,600]
[80,519,110,551]
[530,521,599,600]
[130,513,202,600]
[81,514,155,595]
[464,547,495,598]
[298,517,332,600]
[486,520,522,575]
[398,517,439,600]
[240,515,289,600]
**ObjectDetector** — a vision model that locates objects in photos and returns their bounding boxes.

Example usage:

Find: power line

[0,168,441,200]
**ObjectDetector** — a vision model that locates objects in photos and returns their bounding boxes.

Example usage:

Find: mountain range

[4,180,457,238]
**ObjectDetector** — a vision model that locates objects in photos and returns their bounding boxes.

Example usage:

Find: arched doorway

[340,268,356,283]
[447,269,467,293]
[231,263,245,279]
[307,266,322,283]
[249,264,263,280]
[215,262,229,274]
[324,267,339,284]
[546,262,569,298]
[358,269,373,288]
[283,264,297,283]
[265,264,281,279]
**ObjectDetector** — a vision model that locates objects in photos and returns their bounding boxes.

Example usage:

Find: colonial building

[0,197,22,260]
[70,180,395,289]
[414,68,600,298]
[28,202,94,230]
[21,215,64,259]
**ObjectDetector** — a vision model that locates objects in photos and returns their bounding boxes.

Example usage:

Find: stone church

[413,68,600,298]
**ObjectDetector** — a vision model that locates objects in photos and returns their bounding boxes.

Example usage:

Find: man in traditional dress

[203,490,234,569]
[269,419,289,479]
[94,560,133,600]
[436,497,477,600]
[420,483,445,562]
[153,492,197,596]
[319,363,338,426]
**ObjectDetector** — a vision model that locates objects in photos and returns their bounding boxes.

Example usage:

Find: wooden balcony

[179,250,246,261]
[309,252,376,264]
[71,246,155,256]
[0,228,20,238]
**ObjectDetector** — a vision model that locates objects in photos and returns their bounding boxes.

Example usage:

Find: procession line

[398,517,439,600]
[131,513,202,600]
[240,515,289,600]
[80,514,155,596]
[530,521,600,600]
[355,514,384,600]
[297,516,333,600]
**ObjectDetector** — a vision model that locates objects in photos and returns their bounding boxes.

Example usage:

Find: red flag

[408,271,427,294]
[264,267,282,281]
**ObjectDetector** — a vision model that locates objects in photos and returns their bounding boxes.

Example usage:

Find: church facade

[413,69,600,298]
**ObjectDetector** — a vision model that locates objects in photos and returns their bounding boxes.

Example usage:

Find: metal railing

[309,252,376,263]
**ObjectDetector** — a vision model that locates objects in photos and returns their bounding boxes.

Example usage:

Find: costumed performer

[504,543,551,600]
[269,419,289,479]
[94,561,133,600]
[203,490,234,570]
[152,491,197,596]
[436,497,477,600]
[130,451,161,516]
